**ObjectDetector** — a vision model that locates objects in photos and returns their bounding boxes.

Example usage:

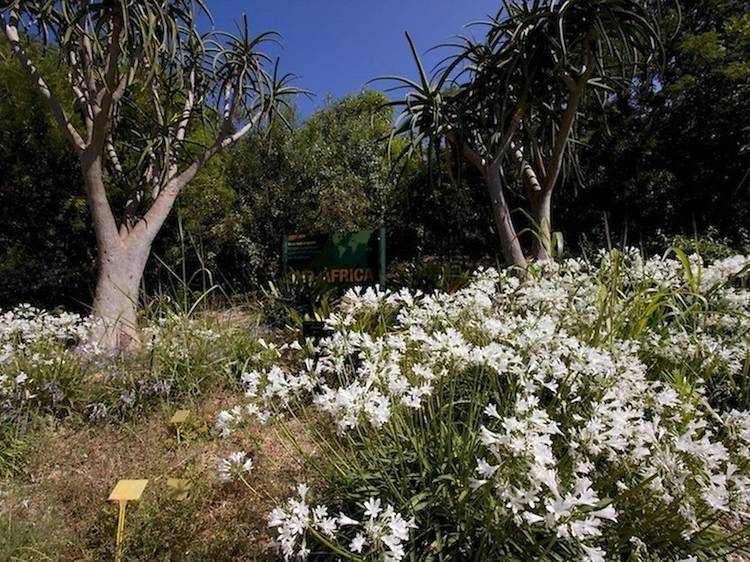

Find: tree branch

[530,136,546,179]
[78,22,98,106]
[542,59,593,194]
[168,68,197,177]
[102,13,122,95]
[489,105,524,169]
[111,44,142,105]
[219,79,242,138]
[2,11,86,152]
[130,107,265,245]
[511,141,542,193]
[90,12,127,152]
[105,133,123,174]
[67,49,95,135]
[461,142,485,171]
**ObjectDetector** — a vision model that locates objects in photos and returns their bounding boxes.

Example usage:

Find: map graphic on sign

[282,227,386,286]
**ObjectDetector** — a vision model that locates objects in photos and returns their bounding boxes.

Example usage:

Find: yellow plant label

[170,410,190,425]
[108,479,148,502]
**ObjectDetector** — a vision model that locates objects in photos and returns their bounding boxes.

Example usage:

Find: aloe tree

[499,0,662,261]
[1,1,299,348]
[388,0,661,268]
[385,32,529,268]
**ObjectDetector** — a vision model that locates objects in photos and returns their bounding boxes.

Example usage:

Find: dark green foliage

[260,273,337,328]
[152,92,396,290]
[387,259,475,293]
[2,1,750,308]
[237,92,392,276]
[0,42,93,309]
[557,0,750,252]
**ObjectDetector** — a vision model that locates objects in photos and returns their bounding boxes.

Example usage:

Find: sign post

[108,479,148,562]
[170,409,190,444]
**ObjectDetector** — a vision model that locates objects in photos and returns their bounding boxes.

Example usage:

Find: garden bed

[2,249,750,560]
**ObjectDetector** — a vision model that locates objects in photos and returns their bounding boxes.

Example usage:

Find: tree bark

[90,238,150,349]
[530,189,552,262]
[484,165,527,270]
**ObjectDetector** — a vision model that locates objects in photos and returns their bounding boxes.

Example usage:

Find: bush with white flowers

[0,302,274,476]
[236,250,750,560]
[0,305,91,423]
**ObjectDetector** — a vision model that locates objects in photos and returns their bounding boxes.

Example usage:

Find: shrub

[218,250,750,560]
[261,273,338,329]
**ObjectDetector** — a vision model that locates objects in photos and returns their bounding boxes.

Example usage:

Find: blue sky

[206,1,499,117]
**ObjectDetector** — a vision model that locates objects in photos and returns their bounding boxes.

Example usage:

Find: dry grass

[0,390,319,561]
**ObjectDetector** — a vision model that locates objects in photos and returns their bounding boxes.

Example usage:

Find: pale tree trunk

[90,238,150,349]
[530,189,552,262]
[81,151,153,349]
[459,140,528,271]
[485,165,527,270]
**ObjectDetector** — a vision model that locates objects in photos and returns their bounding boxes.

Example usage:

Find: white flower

[268,488,415,561]
[476,458,499,478]
[337,513,359,526]
[217,451,253,483]
[363,497,382,519]
[581,545,606,562]
[244,252,750,557]
[350,532,366,553]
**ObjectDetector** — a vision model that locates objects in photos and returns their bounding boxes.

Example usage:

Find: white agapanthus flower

[217,451,254,483]
[234,250,750,558]
[268,486,416,561]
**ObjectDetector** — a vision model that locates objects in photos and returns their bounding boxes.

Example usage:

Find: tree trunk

[485,167,527,270]
[81,150,152,350]
[90,237,150,349]
[530,189,552,262]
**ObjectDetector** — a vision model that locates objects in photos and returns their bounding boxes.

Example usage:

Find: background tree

[388,0,661,268]
[220,91,395,286]
[385,33,530,268]
[0,0,299,347]
[166,90,495,289]
[499,0,661,261]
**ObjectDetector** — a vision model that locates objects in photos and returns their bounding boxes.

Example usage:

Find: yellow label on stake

[167,478,191,501]
[170,410,190,425]
[109,479,148,502]
[108,480,148,562]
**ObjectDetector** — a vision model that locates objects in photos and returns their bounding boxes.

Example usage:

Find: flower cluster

[0,305,89,352]
[0,305,90,365]
[0,306,91,421]
[215,341,314,436]
[0,304,277,426]
[268,484,415,561]
[217,451,254,483]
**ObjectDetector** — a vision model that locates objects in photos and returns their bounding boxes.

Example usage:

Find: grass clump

[0,391,317,561]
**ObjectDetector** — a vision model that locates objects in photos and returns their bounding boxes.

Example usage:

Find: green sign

[282,227,386,287]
